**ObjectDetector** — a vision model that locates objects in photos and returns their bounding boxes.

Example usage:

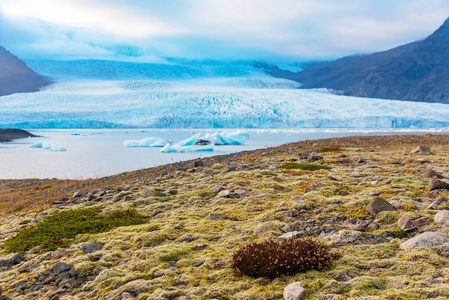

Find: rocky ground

[2,134,449,299]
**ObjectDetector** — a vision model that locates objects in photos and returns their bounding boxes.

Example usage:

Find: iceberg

[214,131,249,145]
[0,143,13,148]
[30,142,43,148]
[124,137,168,147]
[159,131,246,153]
[49,146,67,152]
[40,142,67,151]
[160,143,191,153]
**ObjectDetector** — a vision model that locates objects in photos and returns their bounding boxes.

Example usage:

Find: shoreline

[1,133,449,218]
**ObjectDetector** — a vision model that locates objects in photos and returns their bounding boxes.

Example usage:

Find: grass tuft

[2,206,147,253]
[278,163,331,171]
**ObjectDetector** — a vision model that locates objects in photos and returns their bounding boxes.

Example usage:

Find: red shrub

[232,238,342,279]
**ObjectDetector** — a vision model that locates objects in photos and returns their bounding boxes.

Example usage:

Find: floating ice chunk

[214,131,249,145]
[41,142,67,151]
[160,143,190,153]
[177,133,201,146]
[124,137,168,147]
[191,144,214,152]
[42,142,55,149]
[49,146,67,151]
[30,142,43,148]
[0,143,12,148]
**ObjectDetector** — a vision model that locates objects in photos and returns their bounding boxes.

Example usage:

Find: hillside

[1,135,449,299]
[281,18,449,103]
[0,46,50,97]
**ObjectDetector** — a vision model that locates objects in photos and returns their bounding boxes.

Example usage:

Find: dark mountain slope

[289,18,449,103]
[0,46,50,97]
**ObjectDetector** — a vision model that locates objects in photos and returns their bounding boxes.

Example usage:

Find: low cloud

[1,0,449,61]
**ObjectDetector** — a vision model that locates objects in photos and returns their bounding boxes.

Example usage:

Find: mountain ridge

[0,46,50,97]
[265,17,449,103]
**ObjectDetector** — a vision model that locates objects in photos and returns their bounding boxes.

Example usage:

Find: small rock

[398,215,416,232]
[0,259,10,267]
[143,190,166,197]
[53,262,73,274]
[308,155,323,161]
[254,224,281,238]
[176,234,199,243]
[366,197,396,216]
[89,254,102,262]
[216,190,231,198]
[290,195,306,202]
[400,232,449,249]
[209,213,228,220]
[81,241,103,253]
[275,209,299,218]
[338,190,350,196]
[417,158,431,164]
[411,146,431,155]
[192,243,208,251]
[423,169,443,179]
[328,230,362,243]
[17,267,30,274]
[354,157,366,163]
[58,278,77,289]
[390,200,403,210]
[281,223,294,233]
[278,231,301,239]
[211,185,225,193]
[435,210,449,227]
[367,222,379,230]
[72,191,82,198]
[284,282,307,300]
[194,160,204,168]
[427,199,441,210]
[412,217,431,227]
[121,292,136,299]
[10,254,25,265]
[15,281,27,293]
[429,178,449,191]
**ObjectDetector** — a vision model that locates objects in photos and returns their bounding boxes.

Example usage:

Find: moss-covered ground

[1,135,449,299]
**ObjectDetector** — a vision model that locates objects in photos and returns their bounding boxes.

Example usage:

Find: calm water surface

[0,128,446,179]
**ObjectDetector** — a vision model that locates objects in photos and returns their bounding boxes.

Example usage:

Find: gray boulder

[435,210,449,227]
[400,232,449,249]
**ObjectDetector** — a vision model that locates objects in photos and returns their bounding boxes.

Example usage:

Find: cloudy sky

[1,0,449,62]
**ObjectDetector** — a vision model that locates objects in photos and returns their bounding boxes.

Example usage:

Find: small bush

[2,207,147,253]
[278,163,330,171]
[232,238,341,279]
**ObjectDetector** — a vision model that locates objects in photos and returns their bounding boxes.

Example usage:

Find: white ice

[1,59,449,129]
[124,137,168,147]
[159,131,247,153]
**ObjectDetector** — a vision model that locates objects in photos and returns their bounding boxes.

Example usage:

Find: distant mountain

[0,46,50,97]
[268,18,449,103]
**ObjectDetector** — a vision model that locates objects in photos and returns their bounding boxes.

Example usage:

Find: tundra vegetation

[1,135,449,299]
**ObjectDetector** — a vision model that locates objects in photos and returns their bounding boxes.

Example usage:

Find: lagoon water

[1,128,447,179]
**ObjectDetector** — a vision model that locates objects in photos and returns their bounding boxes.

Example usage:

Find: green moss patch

[2,206,147,253]
[278,163,331,171]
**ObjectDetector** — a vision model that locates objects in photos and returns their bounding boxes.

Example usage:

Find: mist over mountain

[0,46,50,97]
[264,17,449,104]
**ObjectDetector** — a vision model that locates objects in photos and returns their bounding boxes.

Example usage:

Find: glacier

[1,59,449,129]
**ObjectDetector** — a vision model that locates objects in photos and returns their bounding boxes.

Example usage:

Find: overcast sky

[1,0,449,62]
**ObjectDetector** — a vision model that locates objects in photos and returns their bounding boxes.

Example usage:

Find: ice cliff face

[1,75,449,129]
